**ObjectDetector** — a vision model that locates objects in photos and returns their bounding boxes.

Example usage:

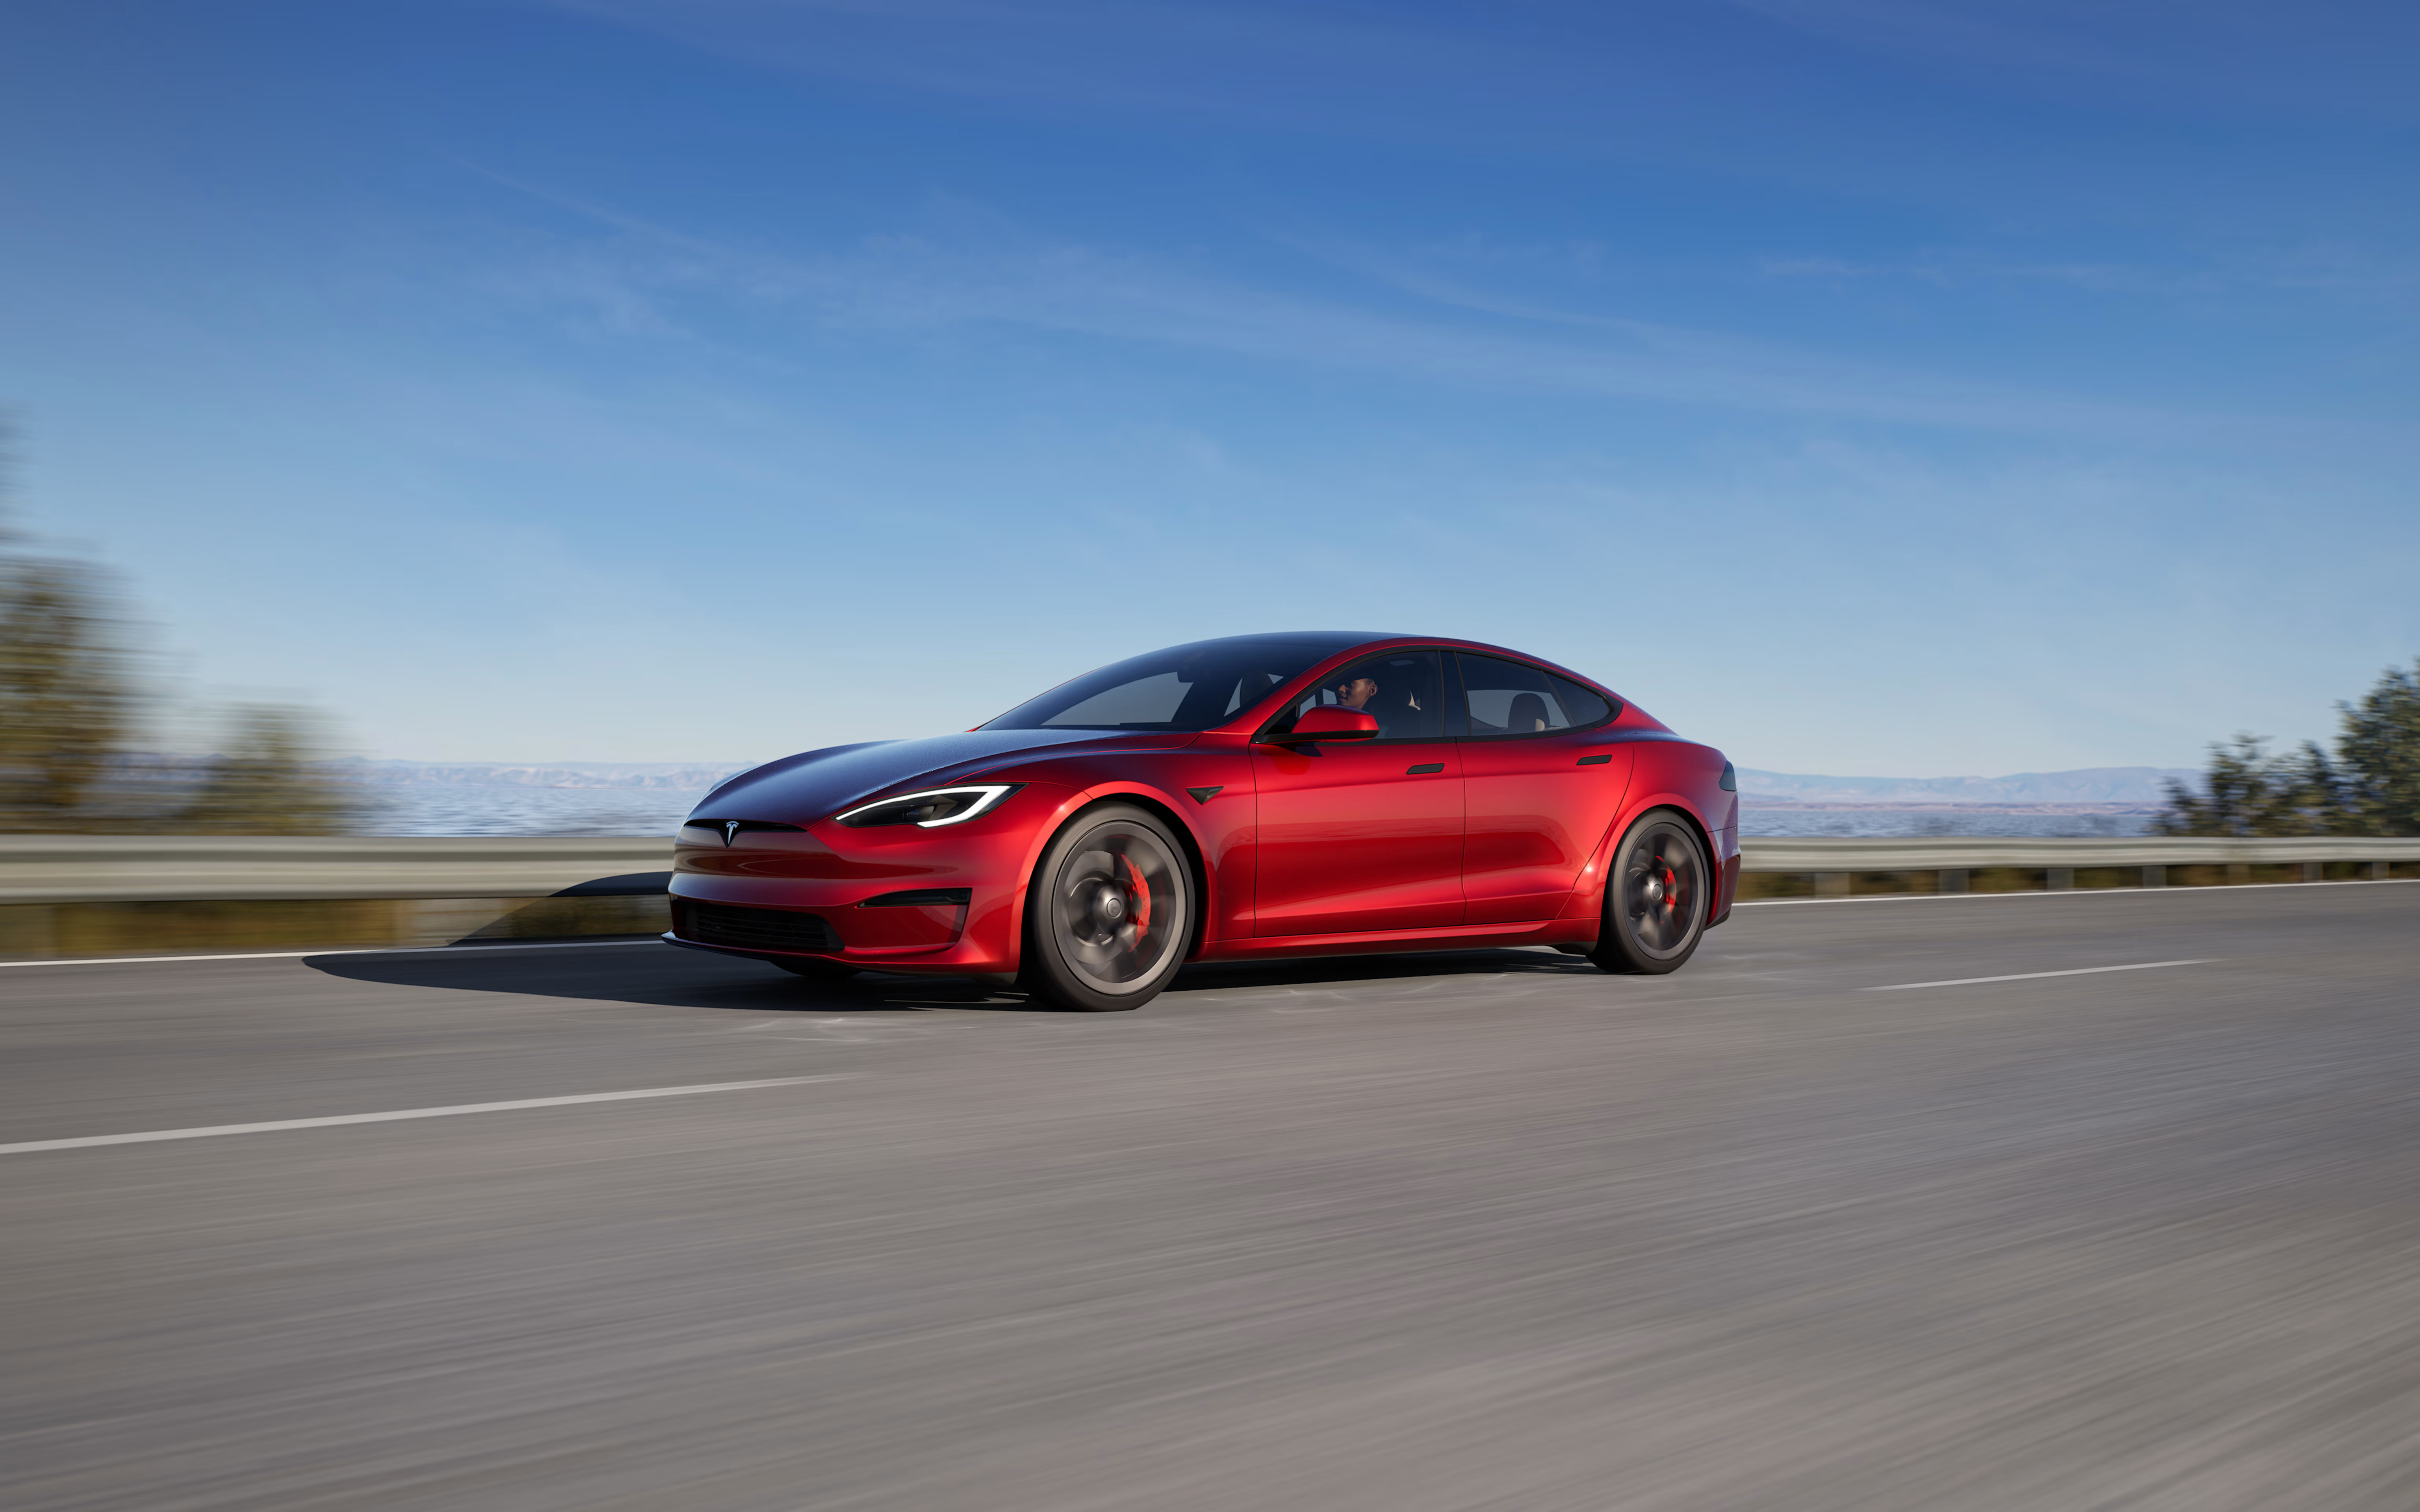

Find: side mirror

[1262,706,1381,744]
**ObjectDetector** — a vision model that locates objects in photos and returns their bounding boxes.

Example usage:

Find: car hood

[688,728,1196,827]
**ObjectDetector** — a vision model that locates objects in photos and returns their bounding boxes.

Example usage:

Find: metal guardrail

[1737,836,2420,872]
[0,834,2414,906]
[0,836,674,904]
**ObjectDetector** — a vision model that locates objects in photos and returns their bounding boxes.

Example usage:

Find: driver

[1331,671,1422,737]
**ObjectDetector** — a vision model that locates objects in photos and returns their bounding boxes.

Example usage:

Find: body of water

[354,785,2159,839]
[355,785,713,838]
[1739,807,2156,839]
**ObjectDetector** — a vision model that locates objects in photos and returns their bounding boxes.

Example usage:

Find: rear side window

[1454,653,1615,737]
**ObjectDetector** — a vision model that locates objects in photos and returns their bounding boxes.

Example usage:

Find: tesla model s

[666,633,1740,1010]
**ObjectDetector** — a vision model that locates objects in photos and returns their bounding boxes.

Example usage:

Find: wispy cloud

[1759,246,2420,308]
[1758,254,2220,295]
[544,0,2420,136]
[535,0,1561,126]
[458,179,2307,439]
[1721,0,2420,122]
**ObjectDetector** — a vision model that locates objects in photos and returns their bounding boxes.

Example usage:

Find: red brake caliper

[1121,855,1150,934]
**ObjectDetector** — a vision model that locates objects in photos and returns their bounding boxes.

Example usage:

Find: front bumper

[664,785,1068,975]
[668,892,974,962]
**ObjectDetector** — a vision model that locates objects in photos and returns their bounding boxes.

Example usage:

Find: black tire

[1019,803,1193,1012]
[771,958,861,980]
[1590,812,1709,976]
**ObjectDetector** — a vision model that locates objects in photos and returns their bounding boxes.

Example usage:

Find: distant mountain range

[324,760,750,792]
[1735,766,2198,807]
[326,758,2200,809]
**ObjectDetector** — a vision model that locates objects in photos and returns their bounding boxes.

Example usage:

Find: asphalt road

[6,883,2419,1511]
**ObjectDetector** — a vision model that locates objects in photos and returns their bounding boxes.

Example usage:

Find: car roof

[1319,632,1594,673]
[1238,632,1618,700]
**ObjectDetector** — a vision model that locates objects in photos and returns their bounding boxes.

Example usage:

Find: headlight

[834,784,1023,829]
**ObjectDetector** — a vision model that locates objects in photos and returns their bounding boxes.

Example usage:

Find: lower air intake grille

[862,888,972,908]
[681,902,841,953]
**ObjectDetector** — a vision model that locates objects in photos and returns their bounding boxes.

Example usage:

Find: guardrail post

[2141,865,2165,888]
[2227,863,2251,885]
[2302,862,2323,884]
[2046,867,2073,891]
[1937,868,1967,894]
[1816,873,1850,897]
[2377,860,2393,881]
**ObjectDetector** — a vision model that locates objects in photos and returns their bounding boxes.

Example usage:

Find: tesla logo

[722,820,741,847]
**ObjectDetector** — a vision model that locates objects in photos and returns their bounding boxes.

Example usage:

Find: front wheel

[1590,812,1709,975]
[1020,803,1193,1011]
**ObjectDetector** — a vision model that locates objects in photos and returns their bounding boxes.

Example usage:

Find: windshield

[983,634,1373,732]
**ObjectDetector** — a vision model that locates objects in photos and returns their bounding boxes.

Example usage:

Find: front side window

[1455,653,1615,737]
[984,634,1365,731]
[1266,649,1454,742]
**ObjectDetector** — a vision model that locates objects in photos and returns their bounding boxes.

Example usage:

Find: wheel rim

[1618,821,1704,959]
[1050,821,1185,994]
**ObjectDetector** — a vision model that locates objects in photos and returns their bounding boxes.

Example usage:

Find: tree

[0,554,141,828]
[0,418,142,828]
[176,705,358,835]
[0,415,360,834]
[2154,735,2348,838]
[2158,660,2420,838]
[2335,659,2420,836]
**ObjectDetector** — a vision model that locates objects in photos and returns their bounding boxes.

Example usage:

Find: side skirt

[1201,919,1598,962]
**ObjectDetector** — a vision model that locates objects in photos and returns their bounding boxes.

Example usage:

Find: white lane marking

[1739,878,2416,908]
[0,939,669,970]
[0,1076,839,1155]
[1867,960,2214,992]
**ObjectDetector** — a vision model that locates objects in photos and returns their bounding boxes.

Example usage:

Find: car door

[1452,652,1633,924]
[1251,648,1466,937]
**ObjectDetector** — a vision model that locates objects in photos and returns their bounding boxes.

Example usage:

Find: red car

[667,633,1740,1010]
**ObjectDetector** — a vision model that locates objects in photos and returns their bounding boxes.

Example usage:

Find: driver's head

[1336,675,1379,710]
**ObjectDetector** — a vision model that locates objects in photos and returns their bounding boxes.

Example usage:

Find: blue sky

[4,1,2414,772]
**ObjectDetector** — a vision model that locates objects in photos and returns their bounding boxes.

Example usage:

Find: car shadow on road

[1166,949,1602,996]
[304,938,1603,1012]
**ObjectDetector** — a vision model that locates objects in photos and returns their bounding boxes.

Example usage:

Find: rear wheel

[1020,803,1192,1011]
[1590,812,1708,975]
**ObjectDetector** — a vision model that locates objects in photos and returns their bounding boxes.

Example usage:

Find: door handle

[1405,762,1445,775]
[1576,754,1613,765]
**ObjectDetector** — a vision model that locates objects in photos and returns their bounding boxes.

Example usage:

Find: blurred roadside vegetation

[0,420,361,834]
[2157,661,2420,837]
